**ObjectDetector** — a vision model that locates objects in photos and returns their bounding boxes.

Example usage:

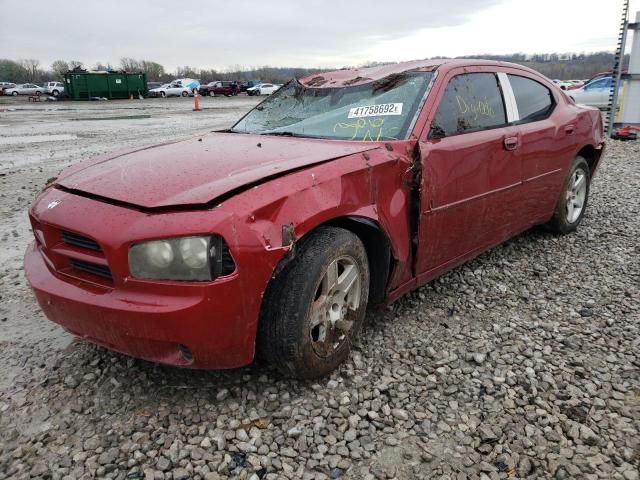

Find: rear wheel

[258,227,369,379]
[181,91,189,97]
[548,156,590,234]
[209,91,215,97]
[12,91,18,96]
[52,90,59,96]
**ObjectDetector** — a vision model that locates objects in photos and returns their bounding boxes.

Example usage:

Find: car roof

[298,58,543,88]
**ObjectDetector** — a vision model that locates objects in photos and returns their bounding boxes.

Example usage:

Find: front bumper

[24,188,285,369]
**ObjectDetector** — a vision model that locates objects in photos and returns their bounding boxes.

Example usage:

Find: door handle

[565,124,575,135]
[504,136,518,151]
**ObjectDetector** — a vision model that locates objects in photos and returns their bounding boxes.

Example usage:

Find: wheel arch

[266,215,393,306]
[576,144,604,176]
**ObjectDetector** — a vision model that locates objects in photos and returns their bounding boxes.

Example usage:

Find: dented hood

[57,132,377,209]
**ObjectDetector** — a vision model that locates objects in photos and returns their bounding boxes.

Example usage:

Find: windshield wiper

[260,131,304,137]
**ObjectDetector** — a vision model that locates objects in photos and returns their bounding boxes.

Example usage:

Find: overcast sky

[0,0,635,71]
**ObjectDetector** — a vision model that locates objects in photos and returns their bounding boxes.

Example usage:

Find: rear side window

[432,73,506,136]
[508,75,554,123]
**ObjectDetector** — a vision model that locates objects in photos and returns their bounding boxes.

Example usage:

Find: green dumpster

[64,72,148,100]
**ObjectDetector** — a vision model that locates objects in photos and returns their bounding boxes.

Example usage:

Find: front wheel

[258,227,370,379]
[547,155,590,234]
[12,91,18,96]
[160,91,166,98]
[52,90,59,96]
[209,91,215,97]
[181,91,189,97]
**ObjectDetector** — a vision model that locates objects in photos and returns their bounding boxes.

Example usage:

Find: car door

[577,78,610,107]
[503,72,575,223]
[416,69,522,280]
[166,84,179,96]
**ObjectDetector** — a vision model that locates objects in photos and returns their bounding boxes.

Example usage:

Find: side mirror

[429,124,446,140]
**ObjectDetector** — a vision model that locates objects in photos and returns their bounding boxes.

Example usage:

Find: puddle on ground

[70,114,152,121]
[0,134,78,145]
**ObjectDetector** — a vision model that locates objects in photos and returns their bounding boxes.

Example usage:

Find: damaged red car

[25,60,605,378]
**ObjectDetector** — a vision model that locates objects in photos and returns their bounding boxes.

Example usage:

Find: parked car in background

[24,59,605,379]
[4,83,46,96]
[148,83,170,97]
[44,81,65,96]
[165,79,200,97]
[198,81,240,96]
[0,82,16,92]
[240,80,261,93]
[566,76,615,108]
[246,83,281,96]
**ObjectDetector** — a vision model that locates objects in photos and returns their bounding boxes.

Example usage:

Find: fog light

[179,344,193,362]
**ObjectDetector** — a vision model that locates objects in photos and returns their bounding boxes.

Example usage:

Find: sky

[0,0,635,72]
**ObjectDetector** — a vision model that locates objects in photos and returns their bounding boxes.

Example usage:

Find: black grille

[70,260,112,279]
[61,230,101,251]
[221,245,236,275]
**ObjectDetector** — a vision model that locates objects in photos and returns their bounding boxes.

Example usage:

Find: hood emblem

[47,200,60,210]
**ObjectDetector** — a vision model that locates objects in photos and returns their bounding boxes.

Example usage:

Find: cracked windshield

[232,72,434,141]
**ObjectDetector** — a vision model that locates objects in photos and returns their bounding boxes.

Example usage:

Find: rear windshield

[231,72,434,141]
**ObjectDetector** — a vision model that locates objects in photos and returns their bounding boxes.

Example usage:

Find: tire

[258,227,370,379]
[209,91,215,97]
[52,90,59,96]
[12,91,18,96]
[160,91,166,98]
[181,91,188,97]
[35,91,41,96]
[547,156,590,234]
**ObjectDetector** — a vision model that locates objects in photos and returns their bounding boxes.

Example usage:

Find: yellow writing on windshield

[333,118,388,141]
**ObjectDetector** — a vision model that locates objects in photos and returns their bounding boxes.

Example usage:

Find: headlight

[129,235,233,281]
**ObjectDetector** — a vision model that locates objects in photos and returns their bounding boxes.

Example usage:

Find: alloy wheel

[566,167,587,223]
[309,256,361,358]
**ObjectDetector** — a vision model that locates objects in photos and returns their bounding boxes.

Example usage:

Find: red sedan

[25,59,605,378]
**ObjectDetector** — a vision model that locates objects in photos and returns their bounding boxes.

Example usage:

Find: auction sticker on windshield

[348,103,403,119]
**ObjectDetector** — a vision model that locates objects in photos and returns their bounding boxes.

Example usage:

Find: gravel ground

[0,97,638,480]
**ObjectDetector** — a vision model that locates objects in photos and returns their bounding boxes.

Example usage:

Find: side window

[432,73,506,136]
[585,78,608,91]
[508,74,554,123]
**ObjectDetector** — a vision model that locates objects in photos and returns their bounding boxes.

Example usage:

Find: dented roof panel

[298,59,536,88]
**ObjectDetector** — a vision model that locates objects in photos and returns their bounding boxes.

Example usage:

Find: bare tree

[51,60,69,78]
[139,61,165,81]
[120,57,140,72]
[19,59,41,81]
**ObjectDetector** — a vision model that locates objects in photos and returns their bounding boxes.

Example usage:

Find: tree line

[0,52,626,85]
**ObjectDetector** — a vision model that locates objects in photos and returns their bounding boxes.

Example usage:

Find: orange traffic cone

[193,90,200,112]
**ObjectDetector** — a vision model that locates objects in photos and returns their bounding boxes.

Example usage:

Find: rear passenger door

[416,69,523,280]
[503,72,574,223]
